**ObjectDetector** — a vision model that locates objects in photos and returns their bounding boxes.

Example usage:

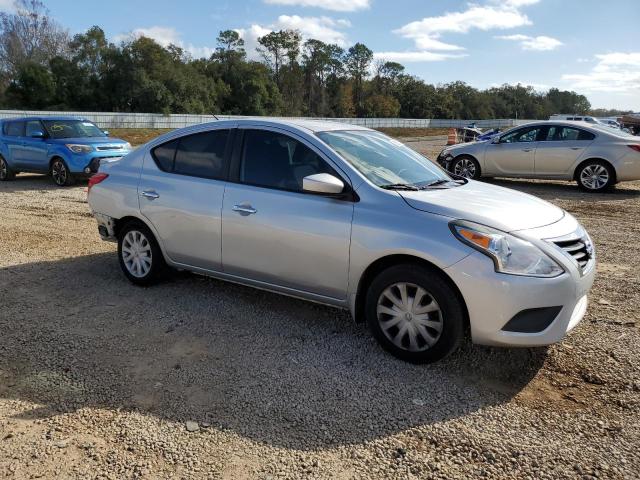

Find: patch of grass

[376,127,450,138]
[109,128,172,146]
[109,126,450,146]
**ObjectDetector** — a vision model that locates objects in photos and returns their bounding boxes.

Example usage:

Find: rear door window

[544,126,595,141]
[151,139,179,172]
[174,130,229,179]
[5,121,24,137]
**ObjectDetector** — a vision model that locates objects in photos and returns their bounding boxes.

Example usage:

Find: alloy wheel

[52,160,67,186]
[121,230,153,278]
[0,158,6,180]
[453,158,476,178]
[376,282,443,352]
[579,164,609,190]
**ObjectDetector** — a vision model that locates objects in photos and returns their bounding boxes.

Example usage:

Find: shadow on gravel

[0,174,87,193]
[485,178,640,202]
[0,253,547,449]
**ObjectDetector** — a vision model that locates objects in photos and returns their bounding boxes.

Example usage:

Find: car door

[484,125,542,176]
[535,126,596,176]
[21,120,49,171]
[3,121,26,168]
[221,127,354,300]
[139,128,233,271]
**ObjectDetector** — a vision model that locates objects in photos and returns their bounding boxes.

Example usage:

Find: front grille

[97,145,123,151]
[553,237,593,272]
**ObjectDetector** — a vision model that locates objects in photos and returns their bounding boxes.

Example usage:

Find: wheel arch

[113,214,171,263]
[353,254,469,329]
[451,153,482,177]
[573,157,617,184]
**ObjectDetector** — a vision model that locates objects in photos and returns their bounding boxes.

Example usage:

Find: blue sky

[4,0,639,110]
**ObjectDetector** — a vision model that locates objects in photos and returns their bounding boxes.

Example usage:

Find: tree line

[0,0,628,120]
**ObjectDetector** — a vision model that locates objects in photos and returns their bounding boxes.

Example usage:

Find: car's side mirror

[30,130,45,139]
[103,130,110,136]
[303,173,345,195]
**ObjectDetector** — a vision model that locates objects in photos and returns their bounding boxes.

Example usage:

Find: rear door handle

[522,148,533,152]
[570,147,583,150]
[140,190,160,200]
[233,204,257,215]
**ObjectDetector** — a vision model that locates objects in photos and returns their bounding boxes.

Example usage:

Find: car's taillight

[628,145,640,153]
[88,173,109,193]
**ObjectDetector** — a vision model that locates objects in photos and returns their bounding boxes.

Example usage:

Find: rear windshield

[42,120,106,139]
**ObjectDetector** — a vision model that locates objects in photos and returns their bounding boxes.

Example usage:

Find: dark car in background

[0,116,131,186]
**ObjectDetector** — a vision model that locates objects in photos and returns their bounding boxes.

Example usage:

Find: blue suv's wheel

[51,158,75,186]
[0,156,16,181]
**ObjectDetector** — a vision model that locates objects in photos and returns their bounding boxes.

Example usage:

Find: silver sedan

[88,119,595,363]
[437,121,640,192]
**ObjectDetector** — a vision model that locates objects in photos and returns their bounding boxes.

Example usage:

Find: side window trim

[149,128,235,181]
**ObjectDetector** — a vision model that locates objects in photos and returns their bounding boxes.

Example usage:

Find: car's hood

[398,180,564,232]
[48,137,128,146]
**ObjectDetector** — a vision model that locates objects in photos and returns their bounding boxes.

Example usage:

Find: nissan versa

[0,117,131,186]
[87,119,596,363]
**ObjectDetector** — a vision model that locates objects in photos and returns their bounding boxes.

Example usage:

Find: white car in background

[437,121,640,192]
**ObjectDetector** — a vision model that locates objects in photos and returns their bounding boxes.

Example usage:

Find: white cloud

[114,26,215,59]
[393,1,540,54]
[373,51,466,63]
[496,34,563,51]
[236,15,351,59]
[263,0,370,12]
[562,52,640,94]
[489,81,551,91]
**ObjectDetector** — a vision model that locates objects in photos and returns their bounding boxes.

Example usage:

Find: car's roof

[0,116,86,122]
[223,117,373,133]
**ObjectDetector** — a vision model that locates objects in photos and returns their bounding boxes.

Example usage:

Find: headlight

[450,220,564,278]
[66,144,94,154]
[123,142,132,150]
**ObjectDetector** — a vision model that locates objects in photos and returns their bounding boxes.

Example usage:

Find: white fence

[0,110,533,130]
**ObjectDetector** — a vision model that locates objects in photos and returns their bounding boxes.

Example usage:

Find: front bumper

[436,151,454,171]
[66,151,128,175]
[445,217,596,347]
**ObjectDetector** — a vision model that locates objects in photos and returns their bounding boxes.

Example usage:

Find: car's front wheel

[0,156,15,181]
[576,160,614,192]
[365,264,465,363]
[118,221,166,286]
[451,155,481,180]
[51,158,75,186]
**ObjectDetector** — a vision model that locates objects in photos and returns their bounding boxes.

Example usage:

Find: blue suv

[0,116,131,186]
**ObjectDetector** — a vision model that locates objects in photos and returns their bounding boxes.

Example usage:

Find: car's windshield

[42,120,106,139]
[316,130,452,188]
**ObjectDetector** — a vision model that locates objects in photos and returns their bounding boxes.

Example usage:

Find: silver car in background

[88,119,595,363]
[437,121,640,192]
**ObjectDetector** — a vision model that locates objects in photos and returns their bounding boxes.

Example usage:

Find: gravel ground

[0,140,639,479]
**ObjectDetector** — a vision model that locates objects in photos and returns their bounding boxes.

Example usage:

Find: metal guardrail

[0,110,533,130]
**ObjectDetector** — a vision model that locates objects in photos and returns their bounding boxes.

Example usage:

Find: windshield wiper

[421,179,452,188]
[380,183,421,191]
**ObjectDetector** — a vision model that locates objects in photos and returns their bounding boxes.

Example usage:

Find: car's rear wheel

[451,156,481,180]
[118,221,166,286]
[51,158,75,186]
[0,156,15,181]
[576,160,614,192]
[365,264,465,363]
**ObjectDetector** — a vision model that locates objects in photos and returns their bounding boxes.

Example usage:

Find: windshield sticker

[50,124,64,131]
[82,122,94,127]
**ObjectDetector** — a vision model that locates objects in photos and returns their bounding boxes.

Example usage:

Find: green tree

[344,43,373,116]
[5,61,55,108]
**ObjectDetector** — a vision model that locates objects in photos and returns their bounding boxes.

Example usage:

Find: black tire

[365,264,465,364]
[117,221,167,286]
[0,156,16,181]
[576,160,615,192]
[51,158,75,186]
[450,155,481,180]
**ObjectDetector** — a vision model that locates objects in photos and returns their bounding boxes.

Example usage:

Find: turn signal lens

[457,228,492,249]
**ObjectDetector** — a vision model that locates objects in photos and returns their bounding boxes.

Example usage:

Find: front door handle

[140,190,160,200]
[233,204,257,215]
[522,148,533,152]
[570,147,583,150]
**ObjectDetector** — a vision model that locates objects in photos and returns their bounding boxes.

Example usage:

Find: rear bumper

[93,212,117,242]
